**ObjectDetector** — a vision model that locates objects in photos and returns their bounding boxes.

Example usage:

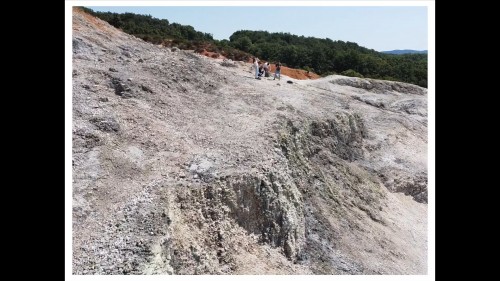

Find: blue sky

[88,6,427,52]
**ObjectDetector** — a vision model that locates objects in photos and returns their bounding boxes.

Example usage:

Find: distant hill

[231,31,428,87]
[382,50,428,55]
[80,7,427,87]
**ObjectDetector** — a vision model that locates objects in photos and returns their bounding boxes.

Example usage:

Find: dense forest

[81,7,427,87]
[229,30,427,87]
[80,7,214,44]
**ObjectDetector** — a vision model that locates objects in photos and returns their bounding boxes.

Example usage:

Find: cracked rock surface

[72,8,428,275]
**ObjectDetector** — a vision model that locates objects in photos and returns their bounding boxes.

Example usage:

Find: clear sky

[88,5,427,52]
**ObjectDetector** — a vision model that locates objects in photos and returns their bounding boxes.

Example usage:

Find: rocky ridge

[72,8,428,275]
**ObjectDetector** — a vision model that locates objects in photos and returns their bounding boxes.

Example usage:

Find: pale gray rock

[72,8,428,275]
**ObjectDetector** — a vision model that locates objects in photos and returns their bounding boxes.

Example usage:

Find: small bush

[341,69,364,78]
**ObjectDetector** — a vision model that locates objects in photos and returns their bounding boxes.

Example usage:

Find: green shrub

[341,69,364,78]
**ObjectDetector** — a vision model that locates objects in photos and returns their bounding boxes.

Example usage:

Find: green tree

[232,36,252,52]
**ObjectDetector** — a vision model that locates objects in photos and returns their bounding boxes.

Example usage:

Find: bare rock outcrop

[72,8,428,275]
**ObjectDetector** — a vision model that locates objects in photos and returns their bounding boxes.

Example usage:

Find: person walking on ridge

[273,61,281,80]
[253,57,261,79]
[263,62,270,77]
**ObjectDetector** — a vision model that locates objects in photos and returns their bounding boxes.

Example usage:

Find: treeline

[80,7,427,87]
[80,7,253,62]
[229,31,427,87]
[80,7,214,45]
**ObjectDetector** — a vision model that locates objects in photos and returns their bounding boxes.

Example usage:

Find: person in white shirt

[262,62,270,77]
[253,57,260,79]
